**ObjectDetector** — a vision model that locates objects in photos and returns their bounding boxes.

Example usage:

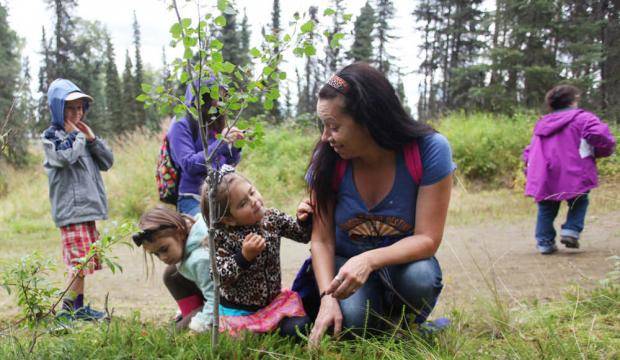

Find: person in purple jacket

[523,85,616,254]
[163,79,244,326]
[167,80,244,217]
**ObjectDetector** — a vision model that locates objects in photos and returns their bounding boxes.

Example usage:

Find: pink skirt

[219,289,306,336]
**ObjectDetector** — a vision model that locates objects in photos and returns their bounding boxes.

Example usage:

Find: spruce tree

[122,50,137,131]
[325,0,346,74]
[348,1,375,63]
[104,33,123,134]
[239,9,251,66]
[0,3,28,165]
[270,0,282,122]
[375,0,395,75]
[220,2,244,66]
[133,11,147,127]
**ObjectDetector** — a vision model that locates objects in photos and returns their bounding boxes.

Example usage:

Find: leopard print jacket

[213,208,310,310]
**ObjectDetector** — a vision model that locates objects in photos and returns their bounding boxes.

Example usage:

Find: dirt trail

[6,211,619,321]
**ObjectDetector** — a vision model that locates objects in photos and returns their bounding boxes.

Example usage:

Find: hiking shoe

[74,305,107,321]
[560,236,580,249]
[537,244,558,255]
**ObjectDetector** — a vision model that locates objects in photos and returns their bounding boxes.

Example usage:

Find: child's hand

[296,198,314,222]
[75,121,96,141]
[242,233,265,261]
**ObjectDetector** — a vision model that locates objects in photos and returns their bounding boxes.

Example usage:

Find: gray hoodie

[41,79,114,227]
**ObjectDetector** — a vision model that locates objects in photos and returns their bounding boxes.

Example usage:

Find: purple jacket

[168,84,241,196]
[523,108,616,202]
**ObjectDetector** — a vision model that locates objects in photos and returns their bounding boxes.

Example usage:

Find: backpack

[331,140,423,190]
[156,118,199,204]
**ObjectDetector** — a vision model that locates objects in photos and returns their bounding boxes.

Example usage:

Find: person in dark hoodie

[42,79,114,321]
[523,85,616,254]
[163,79,244,325]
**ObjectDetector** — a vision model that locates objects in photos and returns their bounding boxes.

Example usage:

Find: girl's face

[142,234,184,265]
[223,177,265,226]
[316,96,373,160]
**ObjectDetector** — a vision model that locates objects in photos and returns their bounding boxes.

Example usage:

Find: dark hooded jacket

[41,79,114,227]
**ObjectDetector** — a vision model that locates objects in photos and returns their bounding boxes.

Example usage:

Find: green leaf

[210,85,220,99]
[293,47,304,57]
[181,18,192,28]
[141,83,152,93]
[183,47,193,59]
[180,72,189,83]
[170,23,182,38]
[229,102,241,110]
[304,44,316,56]
[215,15,227,27]
[278,72,287,80]
[222,62,235,73]
[173,104,185,115]
[217,0,228,12]
[210,39,224,49]
[233,139,246,148]
[234,71,244,80]
[212,52,223,63]
[156,85,164,94]
[300,20,315,34]
[136,94,148,102]
[283,34,291,42]
[323,8,335,16]
[262,66,274,76]
[343,13,353,22]
[264,99,273,110]
[250,48,261,58]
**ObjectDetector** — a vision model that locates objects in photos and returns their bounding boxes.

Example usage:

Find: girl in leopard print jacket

[200,168,312,336]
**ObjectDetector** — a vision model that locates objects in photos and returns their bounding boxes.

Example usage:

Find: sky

[5,0,424,111]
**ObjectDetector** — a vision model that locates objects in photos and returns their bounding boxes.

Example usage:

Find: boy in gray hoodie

[42,79,114,321]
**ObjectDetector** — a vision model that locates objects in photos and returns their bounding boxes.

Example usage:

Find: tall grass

[1,279,618,358]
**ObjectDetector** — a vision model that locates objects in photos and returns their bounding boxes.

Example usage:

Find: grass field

[1,117,618,358]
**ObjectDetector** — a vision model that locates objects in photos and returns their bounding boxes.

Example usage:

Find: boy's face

[143,235,184,265]
[64,99,85,127]
[223,177,265,227]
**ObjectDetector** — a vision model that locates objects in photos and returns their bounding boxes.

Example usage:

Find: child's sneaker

[537,244,558,255]
[74,305,107,321]
[560,236,579,249]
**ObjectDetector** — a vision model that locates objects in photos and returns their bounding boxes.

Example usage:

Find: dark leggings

[278,316,311,338]
[163,264,203,300]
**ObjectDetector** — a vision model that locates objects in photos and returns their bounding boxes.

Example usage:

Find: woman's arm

[327,175,452,299]
[308,200,344,344]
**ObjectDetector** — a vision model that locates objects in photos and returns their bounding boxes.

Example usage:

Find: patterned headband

[212,164,236,188]
[326,75,350,94]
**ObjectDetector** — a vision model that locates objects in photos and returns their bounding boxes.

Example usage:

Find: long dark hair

[307,62,435,218]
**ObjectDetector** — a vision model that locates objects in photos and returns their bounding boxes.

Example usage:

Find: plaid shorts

[60,221,102,275]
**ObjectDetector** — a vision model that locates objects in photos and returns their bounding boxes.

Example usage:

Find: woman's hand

[325,254,374,299]
[296,198,314,222]
[309,295,343,345]
[222,126,245,143]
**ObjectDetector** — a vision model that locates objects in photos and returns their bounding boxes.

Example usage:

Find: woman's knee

[393,258,443,305]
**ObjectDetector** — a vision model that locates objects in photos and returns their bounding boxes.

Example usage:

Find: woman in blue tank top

[306,63,456,343]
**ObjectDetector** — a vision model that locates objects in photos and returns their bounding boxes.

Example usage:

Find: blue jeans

[535,194,589,248]
[177,195,200,216]
[335,255,443,332]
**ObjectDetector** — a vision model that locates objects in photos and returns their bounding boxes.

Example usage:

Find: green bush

[238,124,316,213]
[437,111,535,187]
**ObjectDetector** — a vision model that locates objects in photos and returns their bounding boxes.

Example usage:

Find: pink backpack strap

[332,159,348,192]
[403,141,423,185]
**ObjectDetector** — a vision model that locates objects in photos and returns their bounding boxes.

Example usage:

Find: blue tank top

[334,133,455,258]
